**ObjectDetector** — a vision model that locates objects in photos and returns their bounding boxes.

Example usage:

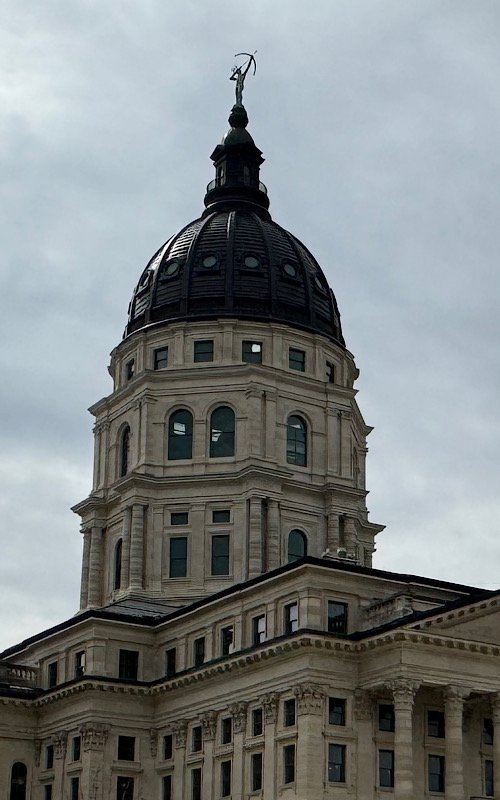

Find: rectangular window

[221,760,232,797]
[162,775,172,800]
[163,734,173,760]
[283,744,295,784]
[165,647,177,678]
[171,511,188,526]
[284,602,299,634]
[211,534,230,575]
[154,347,168,370]
[221,626,234,656]
[72,736,81,762]
[70,777,79,800]
[119,649,139,681]
[44,787,53,800]
[328,743,346,783]
[125,359,135,381]
[427,709,445,738]
[169,537,187,578]
[252,614,266,646]
[428,754,445,793]
[191,725,202,753]
[193,636,205,667]
[242,340,262,363]
[252,708,263,736]
[485,759,494,797]
[74,650,85,679]
[212,509,230,523]
[379,749,395,788]
[118,735,136,761]
[251,752,263,791]
[329,697,346,726]
[378,703,395,732]
[327,601,348,633]
[221,716,232,744]
[45,744,54,769]
[326,361,335,383]
[194,340,214,362]
[191,767,202,800]
[116,776,134,800]
[47,660,58,688]
[289,347,305,372]
[484,718,494,745]
[283,698,296,727]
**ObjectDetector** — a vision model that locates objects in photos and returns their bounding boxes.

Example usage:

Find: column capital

[443,684,470,707]
[81,723,109,751]
[260,692,280,724]
[201,711,217,741]
[491,692,500,722]
[54,730,68,759]
[229,702,247,733]
[385,678,420,706]
[294,683,325,715]
[354,688,374,721]
[173,720,188,749]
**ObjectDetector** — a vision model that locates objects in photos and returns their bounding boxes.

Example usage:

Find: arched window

[120,425,130,477]
[210,406,235,458]
[288,530,307,562]
[10,763,27,800]
[286,415,307,466]
[114,539,123,590]
[168,410,193,460]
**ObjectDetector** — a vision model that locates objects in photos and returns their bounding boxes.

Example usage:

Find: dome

[124,104,345,347]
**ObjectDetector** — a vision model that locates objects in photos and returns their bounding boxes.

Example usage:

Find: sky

[1,0,500,652]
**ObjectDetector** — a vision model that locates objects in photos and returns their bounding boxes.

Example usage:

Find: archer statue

[230,52,257,106]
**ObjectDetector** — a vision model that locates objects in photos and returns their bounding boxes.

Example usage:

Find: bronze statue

[230,52,257,106]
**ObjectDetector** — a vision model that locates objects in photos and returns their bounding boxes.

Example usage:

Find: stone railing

[0,661,38,688]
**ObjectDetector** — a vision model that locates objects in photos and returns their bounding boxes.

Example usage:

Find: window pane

[221,626,234,656]
[483,718,494,745]
[378,703,395,732]
[170,537,187,578]
[191,726,202,752]
[171,512,188,525]
[288,529,307,562]
[221,717,232,744]
[193,637,205,666]
[379,749,394,788]
[194,340,214,362]
[70,777,79,800]
[242,340,262,363]
[162,775,172,800]
[154,347,168,370]
[286,415,307,466]
[211,535,230,575]
[72,736,81,762]
[289,347,305,371]
[191,768,202,800]
[428,710,445,738]
[251,752,263,791]
[212,509,230,523]
[284,699,296,727]
[114,540,122,590]
[328,743,346,783]
[117,736,135,761]
[10,763,27,800]
[329,698,346,726]
[252,708,263,736]
[168,410,193,460]
[163,734,173,760]
[221,761,231,797]
[210,407,235,458]
[116,776,134,800]
[120,426,130,476]
[252,615,266,645]
[284,602,299,634]
[485,759,494,797]
[428,755,445,793]
[328,601,348,634]
[118,649,138,681]
[47,661,58,688]
[165,648,176,678]
[283,744,295,784]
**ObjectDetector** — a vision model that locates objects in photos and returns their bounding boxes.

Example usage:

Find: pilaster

[201,712,217,799]
[294,684,325,798]
[229,702,247,798]
[87,525,103,607]
[79,529,91,609]
[80,724,109,800]
[261,692,279,800]
[354,689,374,800]
[248,497,263,578]
[173,720,187,800]
[444,685,469,800]
[129,503,145,590]
[386,679,419,800]
[492,694,500,800]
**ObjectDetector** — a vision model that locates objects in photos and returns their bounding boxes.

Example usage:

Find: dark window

[286,415,307,466]
[162,775,172,800]
[191,725,202,753]
[171,512,188,525]
[485,759,494,797]
[70,777,79,800]
[252,614,266,645]
[154,347,168,370]
[287,529,307,562]
[329,697,346,726]
[163,734,173,760]
[114,539,122,590]
[326,361,335,383]
[169,537,187,578]
[242,341,262,363]
[118,649,138,681]
[120,426,130,477]
[221,625,234,656]
[44,787,52,800]
[210,406,235,458]
[283,744,295,784]
[193,636,205,667]
[221,717,232,744]
[194,340,214,362]
[251,752,263,791]
[328,743,346,783]
[221,761,231,797]
[165,647,176,678]
[428,754,445,793]
[378,704,395,732]
[484,718,494,745]
[168,410,193,460]
[191,768,202,800]
[47,661,58,688]
[116,776,134,800]
[289,347,305,371]
[284,602,299,634]
[125,359,135,381]
[428,709,445,738]
[45,745,54,769]
[252,708,263,736]
[72,736,81,762]
[211,535,230,575]
[284,698,296,727]
[212,509,230,523]
[379,749,394,788]
[118,736,136,761]
[328,601,348,634]
[10,762,27,800]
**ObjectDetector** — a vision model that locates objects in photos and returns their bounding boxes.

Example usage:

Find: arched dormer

[288,529,307,562]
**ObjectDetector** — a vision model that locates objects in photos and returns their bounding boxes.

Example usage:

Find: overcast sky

[1,0,500,652]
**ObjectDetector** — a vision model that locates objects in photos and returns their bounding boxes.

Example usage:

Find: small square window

[329,697,346,726]
[72,736,81,762]
[327,601,348,634]
[326,361,335,383]
[378,703,395,732]
[70,777,79,800]
[125,359,135,381]
[117,735,135,761]
[483,718,494,745]
[252,614,266,646]
[221,716,232,744]
[379,749,394,788]
[283,698,296,727]
[242,340,262,364]
[154,347,169,370]
[251,752,263,791]
[221,760,232,797]
[119,649,138,681]
[252,708,263,736]
[165,647,177,678]
[193,636,205,667]
[212,509,230,523]
[283,744,295,784]
[284,602,299,634]
[427,709,445,738]
[171,511,188,526]
[328,743,346,783]
[191,768,202,800]
[162,775,172,800]
[163,734,173,760]
[116,776,134,800]
[191,725,202,753]
[221,626,234,656]
[45,744,54,769]
[47,660,58,688]
[194,340,214,362]
[289,347,305,372]
[428,754,445,793]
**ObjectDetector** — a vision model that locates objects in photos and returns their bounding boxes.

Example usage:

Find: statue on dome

[230,52,257,106]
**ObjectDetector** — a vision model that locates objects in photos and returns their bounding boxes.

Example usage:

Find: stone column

[492,694,500,799]
[444,685,468,800]
[79,529,91,609]
[87,526,103,607]
[129,503,144,590]
[261,693,279,800]
[354,689,374,800]
[294,684,325,799]
[80,724,109,800]
[172,720,187,800]
[121,506,131,589]
[387,679,419,800]
[229,702,247,798]
[265,499,280,571]
[248,497,263,578]
[326,506,340,553]
[201,712,217,799]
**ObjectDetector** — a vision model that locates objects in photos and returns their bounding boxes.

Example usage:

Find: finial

[230,52,257,107]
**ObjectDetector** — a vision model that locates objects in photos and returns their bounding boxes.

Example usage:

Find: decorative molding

[201,711,217,741]
[173,720,188,749]
[443,684,470,708]
[54,730,68,759]
[229,702,247,733]
[294,683,325,715]
[81,723,109,751]
[260,692,280,724]
[385,679,420,708]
